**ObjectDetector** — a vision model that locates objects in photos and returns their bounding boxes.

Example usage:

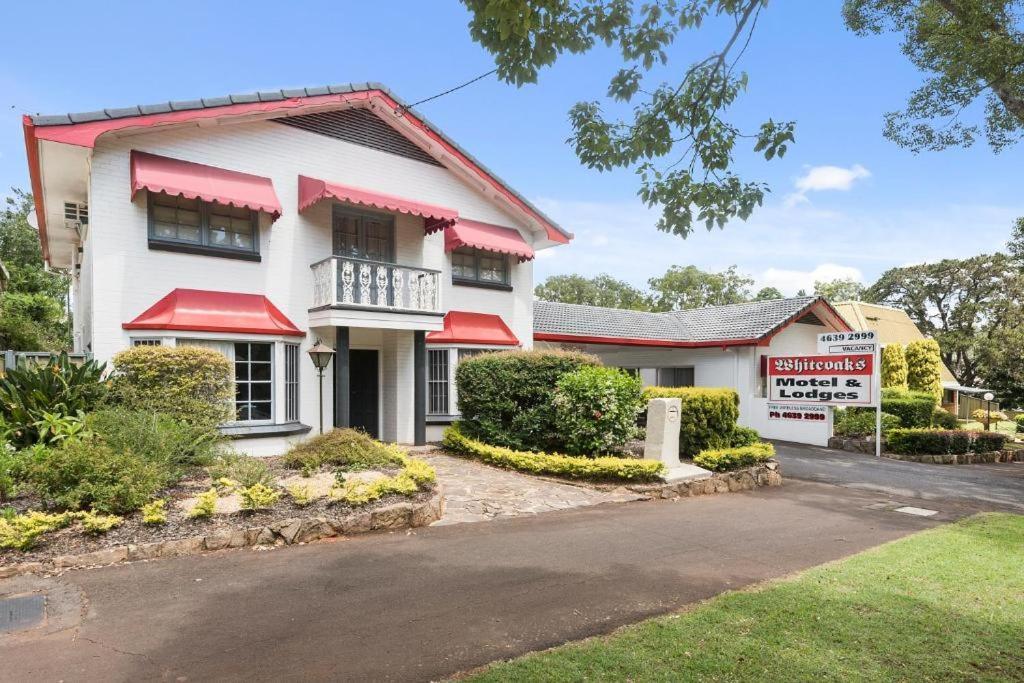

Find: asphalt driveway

[774,441,1024,512]
[1,480,950,683]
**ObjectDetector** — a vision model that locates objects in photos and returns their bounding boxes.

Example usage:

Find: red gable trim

[427,311,519,346]
[297,175,457,232]
[23,89,570,265]
[131,150,282,219]
[123,288,304,337]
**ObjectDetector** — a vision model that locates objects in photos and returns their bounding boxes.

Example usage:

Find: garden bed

[830,434,1023,464]
[589,461,783,499]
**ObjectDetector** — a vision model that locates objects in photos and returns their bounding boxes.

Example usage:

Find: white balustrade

[309,256,442,313]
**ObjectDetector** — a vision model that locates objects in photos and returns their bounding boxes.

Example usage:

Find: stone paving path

[418,451,645,525]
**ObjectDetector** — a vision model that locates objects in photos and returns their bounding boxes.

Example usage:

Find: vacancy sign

[767,354,875,406]
[817,330,878,355]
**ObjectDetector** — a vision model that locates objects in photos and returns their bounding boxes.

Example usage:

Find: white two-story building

[24,83,571,455]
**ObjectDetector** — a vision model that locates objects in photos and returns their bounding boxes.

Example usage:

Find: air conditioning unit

[63,202,89,235]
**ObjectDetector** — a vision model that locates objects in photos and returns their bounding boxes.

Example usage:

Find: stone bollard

[644,397,712,481]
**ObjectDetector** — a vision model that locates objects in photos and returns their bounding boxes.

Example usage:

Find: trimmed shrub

[904,339,943,400]
[552,366,643,455]
[238,483,281,511]
[887,428,1005,455]
[282,428,407,472]
[141,499,168,525]
[0,352,107,448]
[443,423,664,482]
[730,426,761,448]
[108,346,233,429]
[0,510,74,551]
[881,343,909,389]
[78,511,123,535]
[86,408,223,467]
[643,387,740,456]
[834,409,901,437]
[974,431,1007,453]
[455,350,601,452]
[932,408,959,430]
[26,438,176,514]
[881,388,937,428]
[694,443,775,472]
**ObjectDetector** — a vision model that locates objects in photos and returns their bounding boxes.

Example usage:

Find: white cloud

[759,263,863,296]
[785,164,871,207]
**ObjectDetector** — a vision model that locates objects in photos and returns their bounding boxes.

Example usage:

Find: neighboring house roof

[534,297,850,347]
[833,301,957,385]
[23,83,571,266]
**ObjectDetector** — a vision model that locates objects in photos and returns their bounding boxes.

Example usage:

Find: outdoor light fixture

[307,340,335,434]
[983,391,995,432]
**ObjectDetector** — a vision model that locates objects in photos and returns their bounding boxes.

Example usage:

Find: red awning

[426,311,519,346]
[123,289,304,337]
[298,175,457,233]
[444,219,534,262]
[130,151,282,219]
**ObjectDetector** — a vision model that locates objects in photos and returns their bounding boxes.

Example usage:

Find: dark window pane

[234,343,249,361]
[251,344,271,362]
[236,404,251,421]
[235,364,249,382]
[250,402,272,420]
[251,383,272,401]
[236,384,249,401]
[251,362,271,381]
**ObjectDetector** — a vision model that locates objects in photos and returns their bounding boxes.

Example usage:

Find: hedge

[834,409,901,437]
[879,388,938,428]
[693,442,775,472]
[455,349,601,452]
[442,423,665,482]
[880,343,908,389]
[642,387,740,456]
[109,346,234,428]
[905,339,943,400]
[552,366,643,455]
[887,428,1007,455]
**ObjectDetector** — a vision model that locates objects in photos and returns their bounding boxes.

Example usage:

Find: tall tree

[753,286,784,300]
[534,273,653,309]
[1009,216,1024,267]
[648,264,753,311]
[0,190,70,350]
[463,1,1023,239]
[814,277,866,302]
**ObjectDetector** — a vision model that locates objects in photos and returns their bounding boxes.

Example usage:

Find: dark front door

[349,350,379,438]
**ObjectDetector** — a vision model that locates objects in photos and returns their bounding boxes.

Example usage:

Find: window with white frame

[233,342,273,422]
[132,338,162,347]
[427,349,450,415]
[657,367,694,387]
[284,343,300,422]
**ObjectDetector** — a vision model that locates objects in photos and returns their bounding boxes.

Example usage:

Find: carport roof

[533,297,849,347]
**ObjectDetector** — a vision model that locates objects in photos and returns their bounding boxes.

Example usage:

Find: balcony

[309,256,444,331]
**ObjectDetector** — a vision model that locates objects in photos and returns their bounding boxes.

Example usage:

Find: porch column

[413,330,426,445]
[334,326,350,429]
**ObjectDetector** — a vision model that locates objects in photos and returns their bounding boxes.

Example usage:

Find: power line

[400,69,497,111]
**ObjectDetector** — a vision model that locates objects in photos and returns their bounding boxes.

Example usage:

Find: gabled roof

[24,82,571,265]
[533,297,850,347]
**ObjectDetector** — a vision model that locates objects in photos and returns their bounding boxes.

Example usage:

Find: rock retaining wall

[0,489,444,580]
[829,436,1022,464]
[625,461,782,500]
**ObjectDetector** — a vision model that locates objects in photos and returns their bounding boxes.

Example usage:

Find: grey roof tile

[105,106,142,119]
[138,102,173,115]
[31,114,72,126]
[257,91,284,102]
[67,110,109,123]
[304,86,331,97]
[169,99,204,111]
[280,88,308,98]
[201,96,232,108]
[229,92,260,104]
[534,297,820,344]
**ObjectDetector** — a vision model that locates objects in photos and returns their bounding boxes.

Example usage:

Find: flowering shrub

[552,366,643,455]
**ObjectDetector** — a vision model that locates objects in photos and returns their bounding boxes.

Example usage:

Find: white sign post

[816,331,881,457]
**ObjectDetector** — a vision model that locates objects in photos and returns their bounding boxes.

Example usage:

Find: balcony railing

[310,256,442,313]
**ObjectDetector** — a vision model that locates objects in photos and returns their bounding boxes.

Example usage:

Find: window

[148,191,258,259]
[333,207,395,262]
[284,343,300,422]
[428,349,450,415]
[458,348,488,362]
[234,342,273,422]
[451,247,510,287]
[132,338,162,347]
[657,367,694,388]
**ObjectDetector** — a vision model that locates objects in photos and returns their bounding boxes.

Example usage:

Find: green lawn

[961,420,1019,439]
[467,514,1024,682]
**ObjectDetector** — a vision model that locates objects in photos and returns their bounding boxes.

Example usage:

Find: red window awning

[298,175,457,233]
[426,311,519,346]
[444,219,535,262]
[130,151,282,220]
[123,289,304,337]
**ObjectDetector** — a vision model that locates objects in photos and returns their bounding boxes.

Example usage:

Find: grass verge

[466,513,1024,682]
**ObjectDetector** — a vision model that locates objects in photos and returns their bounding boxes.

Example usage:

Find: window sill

[149,240,261,262]
[452,279,512,292]
[219,422,312,439]
[426,414,460,425]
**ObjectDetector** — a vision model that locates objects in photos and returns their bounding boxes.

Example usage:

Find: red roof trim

[131,150,283,219]
[297,175,457,231]
[22,117,49,263]
[123,288,304,337]
[444,219,535,262]
[427,311,519,346]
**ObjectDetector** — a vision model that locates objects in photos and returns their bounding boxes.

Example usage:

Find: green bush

[0,352,107,448]
[188,488,218,518]
[108,346,233,429]
[86,408,223,467]
[0,448,29,503]
[881,343,908,389]
[694,442,775,472]
[207,452,274,488]
[904,339,943,400]
[328,456,436,507]
[834,409,901,437]
[643,387,740,457]
[880,388,937,428]
[455,349,601,452]
[552,366,643,455]
[443,422,664,482]
[26,438,176,514]
[887,428,1005,455]
[282,428,408,472]
[238,483,281,511]
[730,426,761,448]
[1016,414,1024,432]
[78,510,123,535]
[932,408,959,430]
[0,510,74,550]
[141,499,168,525]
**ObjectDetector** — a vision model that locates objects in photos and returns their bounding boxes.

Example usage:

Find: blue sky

[1,1,1020,294]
